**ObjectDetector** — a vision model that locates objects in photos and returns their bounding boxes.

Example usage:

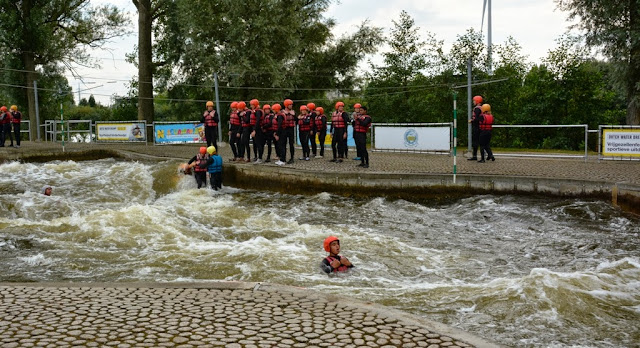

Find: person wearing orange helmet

[306,103,317,158]
[229,102,241,161]
[477,104,495,163]
[260,104,275,162]
[314,106,327,158]
[248,99,264,163]
[238,101,252,162]
[0,106,11,147]
[354,105,372,168]
[282,99,296,164]
[352,103,363,161]
[9,105,22,148]
[468,95,483,160]
[201,101,219,149]
[320,236,353,274]
[271,103,286,165]
[330,101,349,162]
[297,105,312,161]
[187,146,210,188]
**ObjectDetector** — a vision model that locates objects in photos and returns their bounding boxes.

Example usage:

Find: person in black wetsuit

[320,236,354,274]
[468,95,483,160]
[201,101,219,148]
[188,147,210,189]
[353,105,372,168]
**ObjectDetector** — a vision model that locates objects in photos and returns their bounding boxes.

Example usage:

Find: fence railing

[491,124,589,162]
[43,120,92,143]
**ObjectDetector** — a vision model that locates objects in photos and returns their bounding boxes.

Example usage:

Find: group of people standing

[212,99,372,168]
[468,95,494,162]
[0,105,22,148]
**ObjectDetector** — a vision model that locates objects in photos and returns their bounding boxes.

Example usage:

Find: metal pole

[487,0,492,75]
[34,80,41,140]
[59,88,65,152]
[453,92,458,184]
[214,72,222,142]
[467,58,472,154]
[584,125,588,162]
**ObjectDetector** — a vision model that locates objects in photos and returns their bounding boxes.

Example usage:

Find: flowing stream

[0,159,638,347]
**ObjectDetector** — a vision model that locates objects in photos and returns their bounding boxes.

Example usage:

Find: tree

[0,0,128,140]
[557,0,640,124]
[88,94,96,108]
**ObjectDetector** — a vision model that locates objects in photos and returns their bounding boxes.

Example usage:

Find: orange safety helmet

[481,104,491,112]
[199,147,207,155]
[316,107,324,114]
[206,101,214,107]
[237,101,247,109]
[473,96,483,104]
[323,236,339,252]
[354,103,361,108]
[0,106,7,112]
[335,101,344,110]
[306,102,316,110]
[230,101,238,109]
[272,103,282,112]
[299,105,307,111]
[284,99,293,107]
[262,104,271,110]
[250,99,260,107]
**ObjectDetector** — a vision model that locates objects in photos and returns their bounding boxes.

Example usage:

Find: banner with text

[602,129,640,157]
[154,123,205,144]
[374,126,450,151]
[96,122,146,142]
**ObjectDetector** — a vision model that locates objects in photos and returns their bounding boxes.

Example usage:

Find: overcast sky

[69,0,575,105]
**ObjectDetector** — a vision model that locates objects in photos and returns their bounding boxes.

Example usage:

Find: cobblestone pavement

[0,283,495,348]
[1,142,638,185]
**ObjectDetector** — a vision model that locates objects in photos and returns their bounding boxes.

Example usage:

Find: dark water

[0,159,638,347]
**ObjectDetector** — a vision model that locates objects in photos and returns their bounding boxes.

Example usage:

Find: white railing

[491,124,589,162]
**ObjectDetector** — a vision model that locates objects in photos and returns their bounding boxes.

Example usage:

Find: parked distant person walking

[478,104,495,163]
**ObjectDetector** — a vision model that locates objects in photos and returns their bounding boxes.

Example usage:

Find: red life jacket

[194,153,209,172]
[0,112,10,125]
[325,256,350,273]
[284,110,296,129]
[354,114,371,133]
[229,111,240,126]
[331,112,346,128]
[261,113,273,132]
[203,110,218,127]
[479,113,494,131]
[11,111,21,124]
[241,110,252,128]
[272,112,284,131]
[250,109,257,127]
[315,114,326,132]
[298,114,312,132]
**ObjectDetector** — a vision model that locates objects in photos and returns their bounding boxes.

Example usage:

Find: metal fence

[491,124,589,162]
[43,120,92,143]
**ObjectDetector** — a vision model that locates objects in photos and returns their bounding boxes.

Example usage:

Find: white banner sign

[96,122,146,142]
[374,126,450,151]
[602,129,640,157]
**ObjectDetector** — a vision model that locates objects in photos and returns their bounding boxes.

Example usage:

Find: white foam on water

[17,253,51,266]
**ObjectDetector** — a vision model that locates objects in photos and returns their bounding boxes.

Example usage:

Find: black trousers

[275,130,285,160]
[317,132,326,157]
[239,127,251,159]
[471,127,479,158]
[299,130,310,158]
[310,132,317,156]
[263,134,273,160]
[354,132,368,164]
[283,128,295,161]
[204,126,217,148]
[254,132,265,160]
[479,130,493,160]
[332,128,346,159]
[194,171,207,189]
[209,172,222,190]
[13,123,20,146]
[1,123,11,146]
[230,129,241,158]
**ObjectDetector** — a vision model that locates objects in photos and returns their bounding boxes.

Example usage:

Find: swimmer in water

[320,236,353,274]
[42,185,52,196]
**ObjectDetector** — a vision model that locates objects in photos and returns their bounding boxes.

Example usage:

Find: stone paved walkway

[1,142,638,185]
[0,283,497,348]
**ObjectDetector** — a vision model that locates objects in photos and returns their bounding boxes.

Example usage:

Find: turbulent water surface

[0,159,638,347]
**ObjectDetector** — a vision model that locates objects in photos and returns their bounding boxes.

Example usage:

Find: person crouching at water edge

[201,146,223,191]
[188,147,210,189]
[321,236,353,274]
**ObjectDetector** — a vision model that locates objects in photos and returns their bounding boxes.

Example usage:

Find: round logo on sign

[404,129,418,147]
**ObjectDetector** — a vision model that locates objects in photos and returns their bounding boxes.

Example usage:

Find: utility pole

[214,72,222,142]
[34,81,41,140]
[467,58,472,153]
